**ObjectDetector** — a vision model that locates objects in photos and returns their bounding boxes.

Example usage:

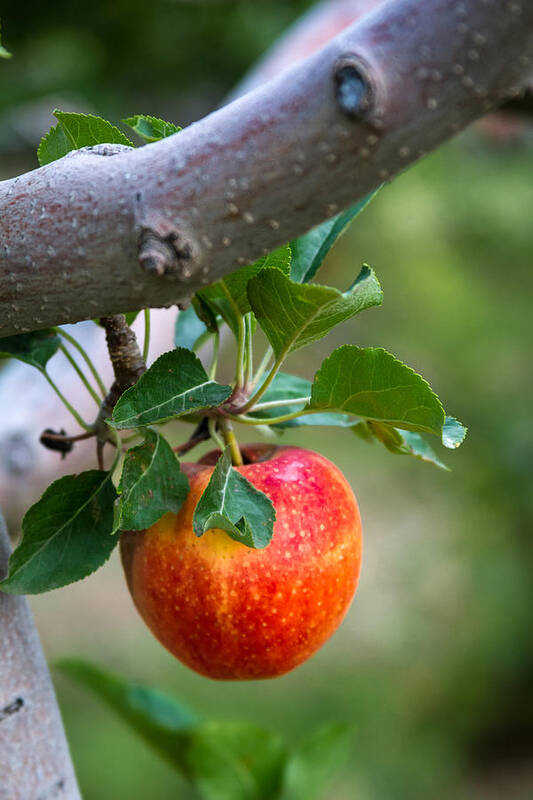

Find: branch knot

[334,56,376,122]
[138,228,194,279]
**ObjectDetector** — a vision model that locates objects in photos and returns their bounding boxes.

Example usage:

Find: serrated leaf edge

[1,471,116,592]
[309,344,446,436]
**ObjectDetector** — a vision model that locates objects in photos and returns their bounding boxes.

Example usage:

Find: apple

[120,443,362,680]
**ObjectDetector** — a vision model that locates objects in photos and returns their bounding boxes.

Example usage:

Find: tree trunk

[0,512,81,800]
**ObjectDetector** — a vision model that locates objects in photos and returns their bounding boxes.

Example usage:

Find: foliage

[0,20,11,59]
[0,329,60,370]
[123,114,181,142]
[57,659,353,800]
[0,108,465,597]
[193,447,275,549]
[37,110,133,165]
[113,429,190,534]
[0,471,117,594]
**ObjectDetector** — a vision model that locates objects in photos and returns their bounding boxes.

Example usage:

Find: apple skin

[120,443,362,680]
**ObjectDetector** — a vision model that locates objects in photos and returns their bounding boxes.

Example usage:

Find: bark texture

[0,513,81,800]
[1,0,532,337]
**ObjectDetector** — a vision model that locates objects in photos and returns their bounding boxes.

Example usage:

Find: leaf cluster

[0,110,466,597]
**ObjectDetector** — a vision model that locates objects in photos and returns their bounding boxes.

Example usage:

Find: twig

[94,314,147,465]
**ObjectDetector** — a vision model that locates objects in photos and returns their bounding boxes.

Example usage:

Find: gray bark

[1,0,532,337]
[0,512,81,800]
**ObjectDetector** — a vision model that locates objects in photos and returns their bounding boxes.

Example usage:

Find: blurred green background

[2,2,533,798]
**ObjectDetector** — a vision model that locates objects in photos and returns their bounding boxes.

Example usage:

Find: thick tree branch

[231,0,385,99]
[0,511,81,800]
[232,0,533,114]
[1,0,532,338]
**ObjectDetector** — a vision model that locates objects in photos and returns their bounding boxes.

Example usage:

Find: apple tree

[0,1,532,798]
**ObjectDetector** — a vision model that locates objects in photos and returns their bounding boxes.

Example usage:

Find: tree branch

[230,0,386,99]
[232,0,533,115]
[1,0,532,338]
[0,511,81,800]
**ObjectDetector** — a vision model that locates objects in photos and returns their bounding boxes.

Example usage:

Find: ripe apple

[120,443,362,680]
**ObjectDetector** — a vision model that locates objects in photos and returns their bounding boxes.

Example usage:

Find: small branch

[94,314,147,464]
[39,428,96,459]
[100,314,146,393]
[173,417,210,457]
[174,434,208,457]
[40,430,96,443]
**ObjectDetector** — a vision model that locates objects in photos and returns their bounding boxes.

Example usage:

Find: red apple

[120,443,362,680]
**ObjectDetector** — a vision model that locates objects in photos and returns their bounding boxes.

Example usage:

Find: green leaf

[290,190,379,283]
[110,348,232,429]
[38,110,134,164]
[359,421,450,470]
[250,373,353,429]
[58,660,287,797]
[197,245,291,338]
[309,345,445,435]
[175,305,209,350]
[0,22,11,58]
[192,295,220,334]
[122,114,181,143]
[351,420,376,443]
[114,430,190,532]
[442,416,467,449]
[0,329,60,371]
[56,659,198,775]
[54,109,134,150]
[37,122,71,165]
[0,471,117,594]
[187,721,287,800]
[248,265,382,359]
[193,448,275,549]
[281,723,353,800]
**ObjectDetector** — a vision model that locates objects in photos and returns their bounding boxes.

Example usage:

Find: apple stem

[219,419,243,466]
